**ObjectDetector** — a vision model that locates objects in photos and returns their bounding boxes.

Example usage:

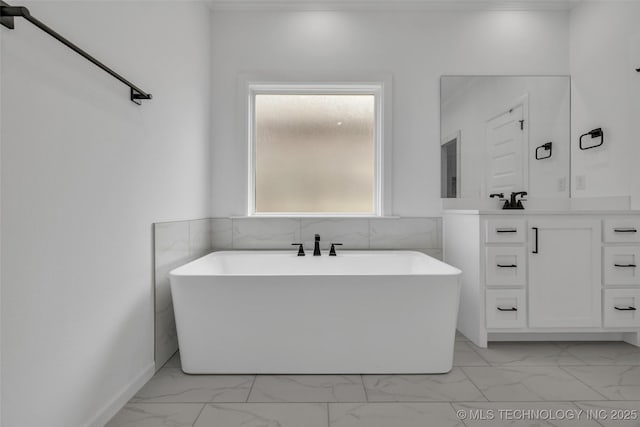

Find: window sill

[230,215,400,219]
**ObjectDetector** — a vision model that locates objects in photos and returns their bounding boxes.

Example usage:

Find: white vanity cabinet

[602,217,640,328]
[528,219,601,328]
[444,210,640,348]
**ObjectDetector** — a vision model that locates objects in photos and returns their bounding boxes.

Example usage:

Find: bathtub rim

[169,249,462,278]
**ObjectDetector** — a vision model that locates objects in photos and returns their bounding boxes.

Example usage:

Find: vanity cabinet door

[528,219,601,328]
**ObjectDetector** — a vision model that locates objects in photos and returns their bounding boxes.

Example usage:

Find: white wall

[441,76,570,199]
[570,1,640,205]
[0,2,211,426]
[635,34,640,210]
[210,9,570,217]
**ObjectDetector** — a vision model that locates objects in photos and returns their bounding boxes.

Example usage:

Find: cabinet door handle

[614,228,637,233]
[496,264,517,268]
[497,306,518,312]
[532,227,539,254]
[614,264,637,268]
[614,306,637,311]
[496,228,518,233]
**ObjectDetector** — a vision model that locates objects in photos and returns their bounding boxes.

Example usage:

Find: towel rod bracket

[0,1,27,29]
[131,88,153,105]
[0,13,13,29]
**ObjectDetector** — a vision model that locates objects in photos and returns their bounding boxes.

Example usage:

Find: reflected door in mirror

[486,103,526,196]
[441,132,460,198]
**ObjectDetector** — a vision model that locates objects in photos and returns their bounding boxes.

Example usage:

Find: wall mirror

[440,76,570,199]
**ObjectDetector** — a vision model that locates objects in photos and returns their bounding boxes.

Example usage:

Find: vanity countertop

[443,209,640,216]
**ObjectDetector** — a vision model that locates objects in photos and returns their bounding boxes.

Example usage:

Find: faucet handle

[329,243,343,256]
[514,191,528,207]
[291,243,305,256]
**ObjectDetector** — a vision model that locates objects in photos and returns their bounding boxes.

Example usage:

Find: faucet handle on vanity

[329,243,343,256]
[490,193,508,208]
[513,191,528,209]
[291,243,305,256]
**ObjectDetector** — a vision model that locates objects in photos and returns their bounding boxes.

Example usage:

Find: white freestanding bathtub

[169,250,461,374]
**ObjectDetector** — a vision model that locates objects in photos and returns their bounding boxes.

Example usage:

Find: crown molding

[207,0,582,12]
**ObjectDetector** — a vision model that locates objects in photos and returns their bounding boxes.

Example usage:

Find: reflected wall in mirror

[440,76,570,199]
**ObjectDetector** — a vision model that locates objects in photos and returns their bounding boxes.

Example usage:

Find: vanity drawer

[486,219,527,244]
[603,218,640,243]
[603,289,640,328]
[485,247,526,287]
[603,247,640,286]
[486,289,527,329]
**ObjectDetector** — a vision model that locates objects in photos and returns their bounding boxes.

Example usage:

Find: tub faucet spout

[314,234,321,256]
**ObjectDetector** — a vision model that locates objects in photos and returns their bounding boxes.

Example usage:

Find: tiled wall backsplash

[153,216,442,369]
[153,219,213,370]
[215,217,442,258]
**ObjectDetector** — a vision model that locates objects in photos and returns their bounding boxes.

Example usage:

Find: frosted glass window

[253,93,376,214]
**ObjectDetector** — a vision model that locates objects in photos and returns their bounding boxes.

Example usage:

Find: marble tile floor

[107,333,640,427]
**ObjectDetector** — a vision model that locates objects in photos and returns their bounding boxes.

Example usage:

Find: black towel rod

[0,1,152,105]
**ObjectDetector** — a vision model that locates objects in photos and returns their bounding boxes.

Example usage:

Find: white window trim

[244,78,392,217]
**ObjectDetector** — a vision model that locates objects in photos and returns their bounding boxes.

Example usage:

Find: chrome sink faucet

[314,234,321,256]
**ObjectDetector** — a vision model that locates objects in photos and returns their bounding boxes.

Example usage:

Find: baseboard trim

[488,332,629,342]
[83,362,155,427]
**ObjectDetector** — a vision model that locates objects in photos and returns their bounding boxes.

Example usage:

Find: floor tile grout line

[461,362,640,367]
[456,340,640,368]
[447,401,470,427]
[129,398,626,404]
[465,365,616,402]
[325,402,330,427]
[548,341,599,366]
[456,367,491,402]
[557,366,611,401]
[360,375,370,403]
[440,400,617,403]
[191,403,208,427]
[462,341,492,366]
[246,375,258,402]
[569,401,608,427]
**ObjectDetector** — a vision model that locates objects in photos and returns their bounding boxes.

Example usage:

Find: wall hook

[579,128,604,150]
[535,142,552,160]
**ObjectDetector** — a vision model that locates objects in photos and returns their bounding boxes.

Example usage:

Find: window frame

[247,83,386,217]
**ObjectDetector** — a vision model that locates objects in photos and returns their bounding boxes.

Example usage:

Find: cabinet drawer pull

[614,306,637,311]
[614,228,637,233]
[614,264,637,268]
[496,228,518,233]
[497,264,517,268]
[532,227,539,254]
[497,306,518,312]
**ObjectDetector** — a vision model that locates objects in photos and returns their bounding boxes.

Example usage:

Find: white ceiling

[207,0,583,11]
